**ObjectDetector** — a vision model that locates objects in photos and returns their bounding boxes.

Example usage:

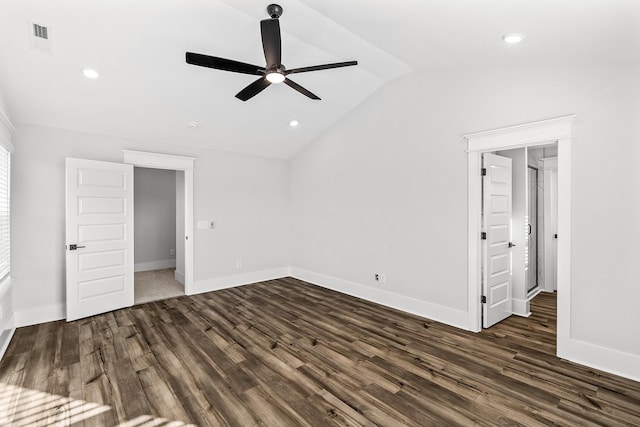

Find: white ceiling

[0,0,638,159]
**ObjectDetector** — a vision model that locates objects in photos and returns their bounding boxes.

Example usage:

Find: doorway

[133,167,185,304]
[123,150,195,297]
[485,144,558,324]
[464,115,574,360]
[65,151,195,321]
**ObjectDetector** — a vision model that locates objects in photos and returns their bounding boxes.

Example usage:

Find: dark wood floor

[1,278,639,426]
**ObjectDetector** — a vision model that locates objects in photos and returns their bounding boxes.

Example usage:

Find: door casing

[464,115,574,359]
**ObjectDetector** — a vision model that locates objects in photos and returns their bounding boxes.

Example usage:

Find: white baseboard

[15,303,65,327]
[175,270,185,285]
[190,266,291,295]
[13,267,288,327]
[134,259,176,272]
[511,298,531,317]
[559,337,640,383]
[290,268,470,331]
[0,313,15,360]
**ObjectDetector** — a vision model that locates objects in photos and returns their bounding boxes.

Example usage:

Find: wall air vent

[28,21,52,53]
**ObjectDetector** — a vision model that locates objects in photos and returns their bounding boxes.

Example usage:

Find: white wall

[134,167,176,270]
[11,124,291,324]
[290,64,640,376]
[191,149,292,292]
[0,89,8,119]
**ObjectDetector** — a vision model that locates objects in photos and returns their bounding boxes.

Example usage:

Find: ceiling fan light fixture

[266,71,285,84]
[502,33,524,44]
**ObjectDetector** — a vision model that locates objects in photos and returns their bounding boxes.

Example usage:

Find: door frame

[463,115,574,356]
[541,157,558,292]
[122,150,196,295]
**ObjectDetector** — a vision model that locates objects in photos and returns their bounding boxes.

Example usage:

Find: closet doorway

[123,150,195,302]
[133,167,185,304]
[489,144,558,322]
[464,115,574,358]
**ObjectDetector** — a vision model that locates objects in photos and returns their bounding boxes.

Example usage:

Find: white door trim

[122,150,196,295]
[463,115,574,354]
[541,157,558,293]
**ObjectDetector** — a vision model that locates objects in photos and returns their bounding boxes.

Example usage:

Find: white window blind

[0,146,9,282]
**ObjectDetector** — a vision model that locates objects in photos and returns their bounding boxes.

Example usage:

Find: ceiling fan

[185,3,358,101]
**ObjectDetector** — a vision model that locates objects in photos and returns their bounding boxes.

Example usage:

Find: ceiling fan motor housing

[267,4,283,19]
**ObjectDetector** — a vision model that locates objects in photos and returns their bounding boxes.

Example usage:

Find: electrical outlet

[170,248,175,256]
[374,273,386,283]
[236,260,242,269]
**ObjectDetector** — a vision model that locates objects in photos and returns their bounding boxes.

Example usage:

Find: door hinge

[481,232,487,240]
[481,295,487,304]
[481,168,487,176]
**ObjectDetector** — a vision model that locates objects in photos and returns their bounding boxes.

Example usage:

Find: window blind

[0,146,9,282]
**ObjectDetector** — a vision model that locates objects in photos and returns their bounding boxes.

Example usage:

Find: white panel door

[482,153,513,328]
[66,158,134,321]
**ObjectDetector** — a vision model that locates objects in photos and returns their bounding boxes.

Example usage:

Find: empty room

[0,0,639,425]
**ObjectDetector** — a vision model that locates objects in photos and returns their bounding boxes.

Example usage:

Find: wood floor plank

[1,279,639,426]
[136,364,191,422]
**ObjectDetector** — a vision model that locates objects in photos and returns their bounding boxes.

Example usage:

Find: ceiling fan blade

[283,78,320,100]
[286,60,358,75]
[186,52,265,75]
[235,77,271,101]
[260,19,282,68]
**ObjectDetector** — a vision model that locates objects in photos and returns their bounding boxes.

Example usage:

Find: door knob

[69,244,86,250]
[508,242,516,248]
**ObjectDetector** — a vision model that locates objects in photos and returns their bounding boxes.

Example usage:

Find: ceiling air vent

[33,23,48,39]
[28,21,52,53]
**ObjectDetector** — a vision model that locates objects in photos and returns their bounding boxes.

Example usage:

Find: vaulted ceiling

[0,0,638,158]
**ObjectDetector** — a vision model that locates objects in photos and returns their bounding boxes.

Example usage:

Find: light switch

[198,220,215,230]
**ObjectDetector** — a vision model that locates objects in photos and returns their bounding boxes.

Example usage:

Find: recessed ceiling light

[289,120,299,127]
[82,68,100,79]
[502,33,524,44]
[187,121,199,128]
